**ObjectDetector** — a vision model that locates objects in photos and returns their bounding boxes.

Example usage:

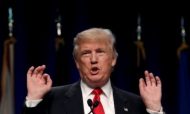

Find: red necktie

[92,88,105,114]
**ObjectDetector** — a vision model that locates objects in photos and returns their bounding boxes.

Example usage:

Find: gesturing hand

[139,70,162,111]
[27,65,52,100]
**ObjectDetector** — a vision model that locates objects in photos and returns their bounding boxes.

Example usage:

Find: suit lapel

[113,86,129,114]
[63,82,84,114]
[113,86,148,114]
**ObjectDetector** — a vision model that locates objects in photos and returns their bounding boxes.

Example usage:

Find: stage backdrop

[0,0,190,114]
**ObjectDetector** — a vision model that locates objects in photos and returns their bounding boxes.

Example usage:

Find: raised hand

[26,65,52,100]
[139,70,162,111]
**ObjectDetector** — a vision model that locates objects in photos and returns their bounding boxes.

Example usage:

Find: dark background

[0,0,190,114]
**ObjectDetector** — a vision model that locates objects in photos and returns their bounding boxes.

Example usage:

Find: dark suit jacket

[23,81,148,114]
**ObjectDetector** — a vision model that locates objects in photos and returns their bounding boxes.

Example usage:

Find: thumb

[139,78,145,93]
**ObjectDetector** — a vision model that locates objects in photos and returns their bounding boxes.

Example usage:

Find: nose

[90,52,98,64]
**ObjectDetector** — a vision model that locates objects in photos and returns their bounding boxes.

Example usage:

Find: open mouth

[90,67,99,75]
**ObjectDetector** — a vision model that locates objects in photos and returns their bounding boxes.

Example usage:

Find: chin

[89,82,103,88]
[89,79,106,87]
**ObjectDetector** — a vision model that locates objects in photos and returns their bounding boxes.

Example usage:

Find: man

[23,28,164,114]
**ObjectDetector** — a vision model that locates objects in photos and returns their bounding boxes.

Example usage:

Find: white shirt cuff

[25,97,43,107]
[146,107,164,114]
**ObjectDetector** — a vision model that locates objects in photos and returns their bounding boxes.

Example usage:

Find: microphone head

[87,99,93,107]
[93,101,99,108]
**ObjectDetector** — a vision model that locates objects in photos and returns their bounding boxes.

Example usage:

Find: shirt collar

[80,79,112,98]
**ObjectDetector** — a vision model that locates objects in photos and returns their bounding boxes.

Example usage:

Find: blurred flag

[55,15,64,51]
[177,16,190,114]
[0,37,16,114]
[134,14,146,68]
[54,14,69,86]
[132,14,147,94]
[177,16,188,58]
[0,7,16,114]
[178,49,190,114]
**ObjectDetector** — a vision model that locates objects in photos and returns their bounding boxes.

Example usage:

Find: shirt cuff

[146,107,164,114]
[25,96,43,107]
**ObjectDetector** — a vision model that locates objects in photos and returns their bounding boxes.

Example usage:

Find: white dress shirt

[80,79,115,114]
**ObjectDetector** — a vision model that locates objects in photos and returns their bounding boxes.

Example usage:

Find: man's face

[75,38,116,88]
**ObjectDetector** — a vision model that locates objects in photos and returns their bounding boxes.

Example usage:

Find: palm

[27,65,52,100]
[139,70,162,111]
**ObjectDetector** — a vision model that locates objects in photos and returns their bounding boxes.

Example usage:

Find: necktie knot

[92,88,103,96]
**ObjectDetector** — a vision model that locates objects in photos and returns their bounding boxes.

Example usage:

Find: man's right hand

[26,65,52,100]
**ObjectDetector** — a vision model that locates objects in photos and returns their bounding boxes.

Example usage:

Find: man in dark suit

[23,28,164,114]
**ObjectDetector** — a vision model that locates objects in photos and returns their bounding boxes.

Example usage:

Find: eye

[96,49,105,55]
[81,50,91,56]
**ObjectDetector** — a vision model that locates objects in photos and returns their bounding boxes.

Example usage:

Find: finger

[155,76,161,87]
[37,65,46,79]
[27,66,34,77]
[46,75,53,87]
[38,65,46,74]
[43,74,52,87]
[144,70,151,86]
[149,73,156,86]
[33,67,39,76]
[33,65,45,78]
[139,78,146,91]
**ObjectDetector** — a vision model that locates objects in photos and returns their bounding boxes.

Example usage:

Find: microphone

[93,100,99,108]
[87,99,93,107]
[87,99,99,114]
[87,99,93,114]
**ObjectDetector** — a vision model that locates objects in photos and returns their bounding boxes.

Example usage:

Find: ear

[74,57,80,69]
[111,56,117,67]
